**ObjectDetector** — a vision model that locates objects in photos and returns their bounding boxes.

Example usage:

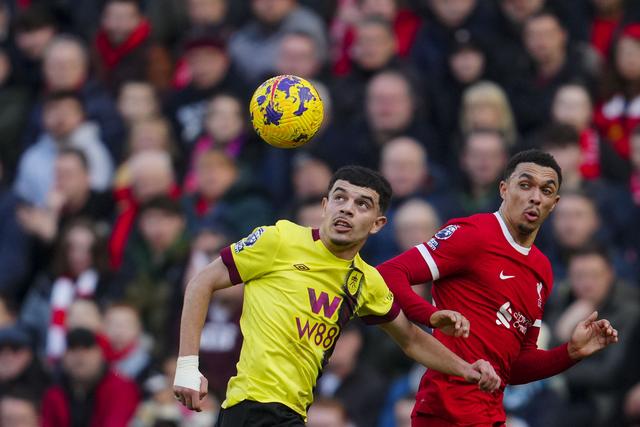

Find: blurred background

[0,0,639,426]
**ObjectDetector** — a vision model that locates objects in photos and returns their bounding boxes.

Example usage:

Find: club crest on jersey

[234,227,265,253]
[435,225,460,240]
[346,270,363,296]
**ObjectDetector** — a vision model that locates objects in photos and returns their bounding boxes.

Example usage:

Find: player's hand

[567,311,618,360]
[430,310,470,338]
[173,356,208,411]
[469,360,501,393]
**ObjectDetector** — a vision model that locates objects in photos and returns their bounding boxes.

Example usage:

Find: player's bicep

[201,257,234,292]
[357,273,400,323]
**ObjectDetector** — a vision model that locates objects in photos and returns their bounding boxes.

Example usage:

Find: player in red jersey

[377,149,619,427]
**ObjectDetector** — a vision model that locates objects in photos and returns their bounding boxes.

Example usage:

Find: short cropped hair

[568,243,613,266]
[57,147,89,171]
[503,149,563,188]
[14,6,56,33]
[328,165,392,213]
[43,90,85,110]
[139,196,183,217]
[539,123,580,150]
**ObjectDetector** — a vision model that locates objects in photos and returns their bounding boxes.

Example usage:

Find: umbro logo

[499,271,515,280]
[294,264,310,271]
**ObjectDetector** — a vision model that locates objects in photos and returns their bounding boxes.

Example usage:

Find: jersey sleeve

[356,270,400,325]
[508,331,577,385]
[219,225,281,285]
[377,220,481,326]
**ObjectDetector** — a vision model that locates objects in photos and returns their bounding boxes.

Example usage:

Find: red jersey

[378,212,574,425]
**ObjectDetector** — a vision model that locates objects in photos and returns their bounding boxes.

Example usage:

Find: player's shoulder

[274,219,305,233]
[356,255,382,278]
[274,219,316,240]
[443,212,494,227]
[355,255,388,287]
[272,219,319,248]
[436,213,490,239]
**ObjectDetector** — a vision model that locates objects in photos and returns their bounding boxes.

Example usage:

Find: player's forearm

[508,343,578,385]
[403,324,471,378]
[377,257,437,326]
[178,266,218,356]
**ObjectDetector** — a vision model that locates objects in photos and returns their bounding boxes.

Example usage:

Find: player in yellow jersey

[173,166,501,426]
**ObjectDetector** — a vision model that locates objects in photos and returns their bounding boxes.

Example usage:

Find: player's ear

[321,197,328,216]
[499,180,507,200]
[549,194,560,212]
[369,215,387,235]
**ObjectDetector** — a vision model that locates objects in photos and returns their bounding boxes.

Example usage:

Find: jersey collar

[493,211,531,256]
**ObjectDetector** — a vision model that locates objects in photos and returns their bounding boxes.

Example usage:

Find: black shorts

[216,400,305,427]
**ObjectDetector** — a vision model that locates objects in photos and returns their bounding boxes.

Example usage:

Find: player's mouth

[333,218,353,232]
[523,209,539,222]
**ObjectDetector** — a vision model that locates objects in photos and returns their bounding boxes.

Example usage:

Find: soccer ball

[249,75,324,148]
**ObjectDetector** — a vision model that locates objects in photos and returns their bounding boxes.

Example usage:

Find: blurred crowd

[0,0,640,426]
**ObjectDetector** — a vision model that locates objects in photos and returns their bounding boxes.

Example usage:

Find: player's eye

[542,187,553,195]
[519,182,530,189]
[358,201,370,209]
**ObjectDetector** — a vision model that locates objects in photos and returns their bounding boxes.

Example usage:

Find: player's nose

[339,199,355,215]
[529,188,542,204]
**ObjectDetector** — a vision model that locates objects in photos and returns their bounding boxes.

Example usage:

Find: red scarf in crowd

[579,128,601,180]
[109,185,181,270]
[95,19,151,70]
[591,16,619,59]
[46,270,99,361]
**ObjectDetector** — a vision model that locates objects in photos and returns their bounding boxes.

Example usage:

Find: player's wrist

[427,309,439,328]
[566,342,586,361]
[460,361,480,383]
[174,355,202,391]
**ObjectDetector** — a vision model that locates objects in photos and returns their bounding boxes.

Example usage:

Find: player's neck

[498,209,538,248]
[319,231,360,260]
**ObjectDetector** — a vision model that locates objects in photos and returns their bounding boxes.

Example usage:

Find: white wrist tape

[174,355,203,391]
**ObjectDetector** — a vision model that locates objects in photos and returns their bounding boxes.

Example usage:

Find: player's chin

[329,234,352,245]
[516,221,537,234]
[329,231,356,245]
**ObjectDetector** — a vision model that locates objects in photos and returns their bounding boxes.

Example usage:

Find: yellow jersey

[219,220,398,418]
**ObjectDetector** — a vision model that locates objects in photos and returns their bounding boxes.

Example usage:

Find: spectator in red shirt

[594,24,640,160]
[41,327,140,427]
[590,0,625,59]
[330,0,421,75]
[109,150,179,269]
[94,0,172,94]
